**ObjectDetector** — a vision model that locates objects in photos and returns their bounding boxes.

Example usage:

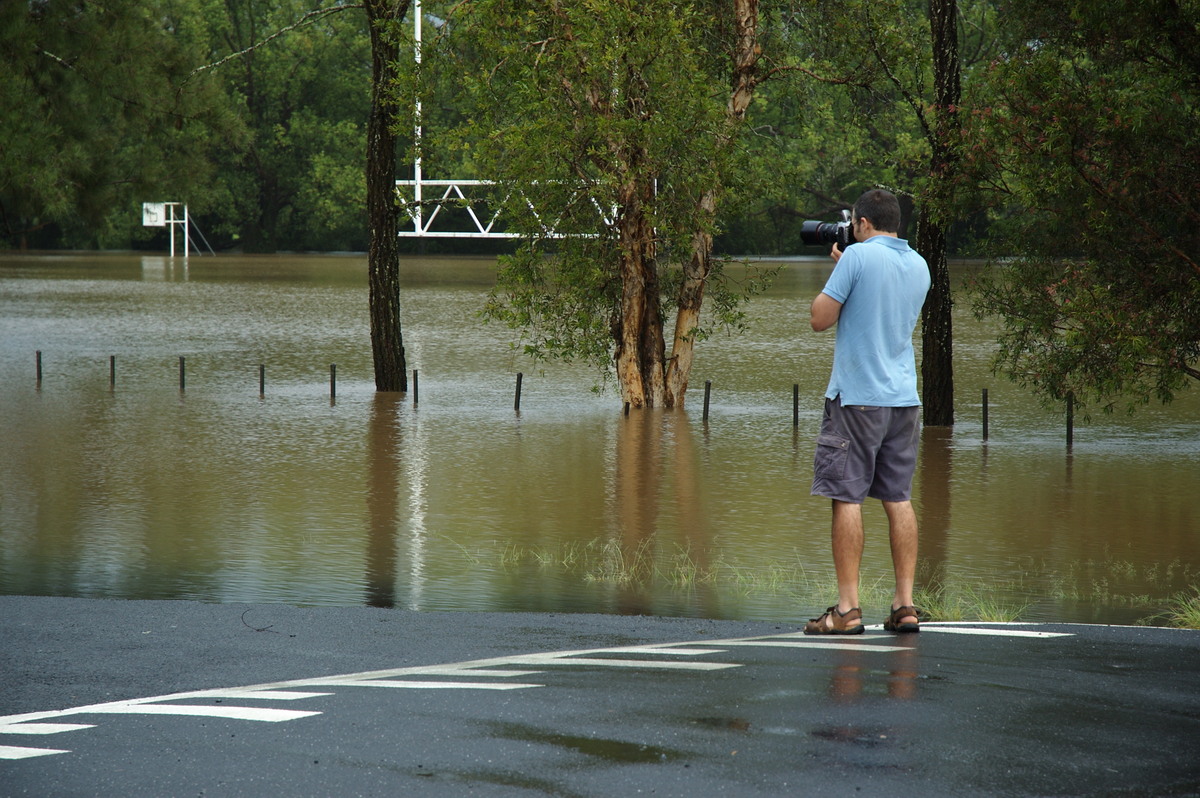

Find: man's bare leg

[831,500,864,615]
[883,499,919,624]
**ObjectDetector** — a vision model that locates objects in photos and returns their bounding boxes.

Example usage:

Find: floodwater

[1,252,1196,625]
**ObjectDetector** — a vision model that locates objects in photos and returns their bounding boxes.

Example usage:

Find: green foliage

[436,0,773,373]
[0,0,239,248]
[201,1,371,252]
[0,0,372,252]
[1143,588,1200,630]
[966,0,1200,413]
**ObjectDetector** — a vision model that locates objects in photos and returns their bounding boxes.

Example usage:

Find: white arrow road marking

[914,627,1073,638]
[504,656,736,671]
[691,640,912,652]
[0,745,71,760]
[195,691,332,701]
[858,625,1074,638]
[0,723,96,735]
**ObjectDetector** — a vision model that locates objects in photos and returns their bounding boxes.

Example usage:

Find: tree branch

[863,5,930,140]
[185,4,363,84]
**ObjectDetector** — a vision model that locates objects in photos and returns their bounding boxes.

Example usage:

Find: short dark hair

[854,189,901,233]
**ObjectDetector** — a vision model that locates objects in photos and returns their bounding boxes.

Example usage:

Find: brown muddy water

[1,252,1196,625]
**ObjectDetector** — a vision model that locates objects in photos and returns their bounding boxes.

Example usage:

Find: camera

[800,209,856,249]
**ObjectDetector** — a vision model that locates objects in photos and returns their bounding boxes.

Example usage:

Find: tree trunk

[917,221,954,425]
[664,190,715,408]
[365,0,409,392]
[918,0,960,426]
[615,187,666,409]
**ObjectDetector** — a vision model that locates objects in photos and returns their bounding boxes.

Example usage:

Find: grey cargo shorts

[811,396,921,504]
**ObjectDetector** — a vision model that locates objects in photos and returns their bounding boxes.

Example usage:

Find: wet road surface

[2,596,1198,796]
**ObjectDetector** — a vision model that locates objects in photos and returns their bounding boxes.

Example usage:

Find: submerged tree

[365,0,411,392]
[966,0,1199,413]
[436,0,773,409]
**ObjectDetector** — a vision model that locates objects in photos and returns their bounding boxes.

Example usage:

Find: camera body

[800,209,856,250]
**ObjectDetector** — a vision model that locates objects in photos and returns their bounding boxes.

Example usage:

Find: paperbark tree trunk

[615,185,667,409]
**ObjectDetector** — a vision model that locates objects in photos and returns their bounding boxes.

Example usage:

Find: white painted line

[318,680,542,690]
[582,647,729,657]
[0,745,70,760]
[912,627,1073,638]
[84,704,321,723]
[528,657,737,671]
[0,723,95,735]
[701,640,912,652]
[383,668,544,678]
[190,691,332,701]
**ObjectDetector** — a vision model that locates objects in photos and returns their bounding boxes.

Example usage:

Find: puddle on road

[489,721,686,764]
[692,716,752,732]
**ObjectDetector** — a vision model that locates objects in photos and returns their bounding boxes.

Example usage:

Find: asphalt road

[2,596,1198,797]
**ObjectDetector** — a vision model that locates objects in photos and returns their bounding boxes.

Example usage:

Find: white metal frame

[394,179,518,239]
[142,201,192,257]
[397,0,518,239]
[164,203,190,257]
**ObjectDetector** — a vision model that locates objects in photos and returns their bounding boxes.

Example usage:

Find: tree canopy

[0,0,237,248]
[965,0,1200,412]
[1,0,1195,412]
[429,0,780,407]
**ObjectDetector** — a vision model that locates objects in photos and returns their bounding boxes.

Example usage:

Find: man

[805,188,930,635]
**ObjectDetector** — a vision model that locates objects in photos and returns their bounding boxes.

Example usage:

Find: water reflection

[610,410,717,616]
[917,426,953,585]
[366,393,402,608]
[828,646,919,703]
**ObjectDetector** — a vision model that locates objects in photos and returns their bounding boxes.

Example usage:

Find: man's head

[853,189,902,234]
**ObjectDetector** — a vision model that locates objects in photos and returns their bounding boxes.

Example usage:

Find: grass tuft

[916,582,1028,623]
[1138,587,1200,629]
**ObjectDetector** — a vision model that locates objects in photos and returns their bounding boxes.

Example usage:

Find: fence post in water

[514,372,523,412]
[259,365,265,397]
[412,369,419,406]
[110,356,116,389]
[179,357,185,391]
[1066,391,1074,448]
[982,388,989,441]
[330,364,337,400]
[793,384,800,427]
[703,380,711,422]
[36,351,42,384]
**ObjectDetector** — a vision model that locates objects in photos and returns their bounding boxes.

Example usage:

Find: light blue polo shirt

[820,235,930,407]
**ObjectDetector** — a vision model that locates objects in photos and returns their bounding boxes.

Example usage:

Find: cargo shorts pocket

[814,432,851,480]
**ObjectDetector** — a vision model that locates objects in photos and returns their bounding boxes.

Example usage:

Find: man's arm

[811,291,843,331]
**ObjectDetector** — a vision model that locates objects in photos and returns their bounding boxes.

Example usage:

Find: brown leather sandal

[884,605,921,633]
[804,605,864,635]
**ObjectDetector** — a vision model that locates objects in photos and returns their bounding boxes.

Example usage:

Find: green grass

[1139,588,1200,629]
[456,535,1039,623]
[448,535,1199,628]
[915,582,1028,623]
